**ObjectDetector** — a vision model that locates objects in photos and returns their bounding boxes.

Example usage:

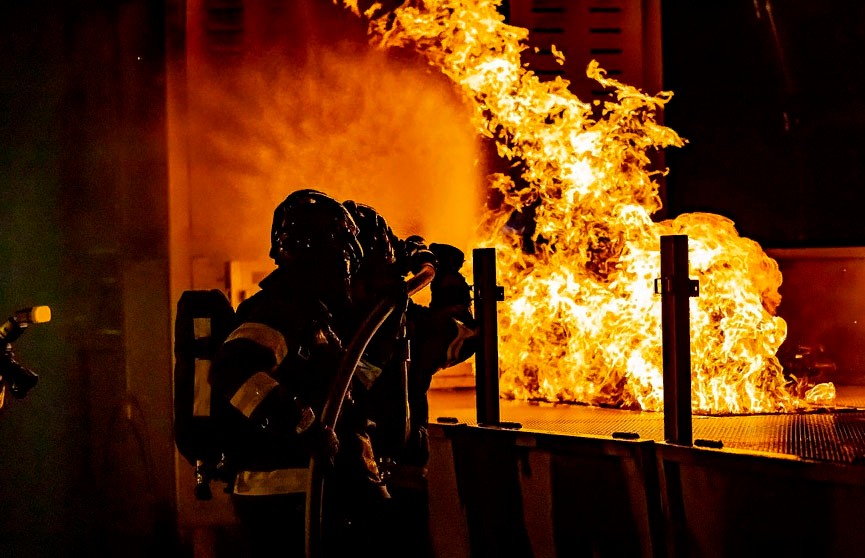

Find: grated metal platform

[428,385,865,465]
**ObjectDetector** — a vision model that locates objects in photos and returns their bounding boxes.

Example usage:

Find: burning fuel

[339,0,836,414]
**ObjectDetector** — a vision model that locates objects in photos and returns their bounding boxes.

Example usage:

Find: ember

[340,0,836,414]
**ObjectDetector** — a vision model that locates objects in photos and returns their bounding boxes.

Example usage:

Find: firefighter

[343,199,479,558]
[209,188,388,557]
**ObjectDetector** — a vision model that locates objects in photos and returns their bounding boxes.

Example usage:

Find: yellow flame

[340,0,835,414]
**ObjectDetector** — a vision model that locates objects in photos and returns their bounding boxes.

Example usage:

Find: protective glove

[428,244,472,309]
[399,235,437,275]
[303,422,340,472]
[254,388,316,437]
[429,243,465,274]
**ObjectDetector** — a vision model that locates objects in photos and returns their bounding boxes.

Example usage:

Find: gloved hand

[288,395,316,435]
[428,244,471,309]
[429,243,465,274]
[399,235,437,275]
[303,422,340,472]
[255,388,316,438]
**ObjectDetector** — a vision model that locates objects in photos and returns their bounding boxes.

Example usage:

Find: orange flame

[342,0,836,414]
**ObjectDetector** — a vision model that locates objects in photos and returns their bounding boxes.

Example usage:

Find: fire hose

[305,262,436,558]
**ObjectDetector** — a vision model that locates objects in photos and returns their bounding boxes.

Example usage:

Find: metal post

[656,235,698,446]
[473,248,503,426]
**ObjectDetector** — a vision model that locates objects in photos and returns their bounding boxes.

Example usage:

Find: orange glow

[183,3,483,265]
[343,0,836,414]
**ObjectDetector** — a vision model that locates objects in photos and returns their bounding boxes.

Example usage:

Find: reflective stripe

[233,467,310,496]
[226,322,288,366]
[192,317,211,339]
[445,319,478,367]
[192,317,212,416]
[355,358,383,390]
[193,358,211,417]
[230,371,278,417]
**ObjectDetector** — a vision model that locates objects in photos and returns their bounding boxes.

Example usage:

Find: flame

[340,0,836,414]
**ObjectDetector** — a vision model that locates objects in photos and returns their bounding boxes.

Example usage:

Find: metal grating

[429,386,865,465]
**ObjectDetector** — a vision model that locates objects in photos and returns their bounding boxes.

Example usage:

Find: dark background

[662,0,865,248]
[1,1,173,556]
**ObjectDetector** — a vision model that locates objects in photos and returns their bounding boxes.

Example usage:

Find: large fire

[340,0,836,414]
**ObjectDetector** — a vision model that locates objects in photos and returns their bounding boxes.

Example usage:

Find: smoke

[186,38,485,264]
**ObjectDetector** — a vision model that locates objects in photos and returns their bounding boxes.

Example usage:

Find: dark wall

[0,2,173,556]
[661,0,865,248]
[0,4,70,554]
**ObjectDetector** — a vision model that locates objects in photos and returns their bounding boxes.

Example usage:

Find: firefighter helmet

[343,200,398,269]
[270,189,363,280]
